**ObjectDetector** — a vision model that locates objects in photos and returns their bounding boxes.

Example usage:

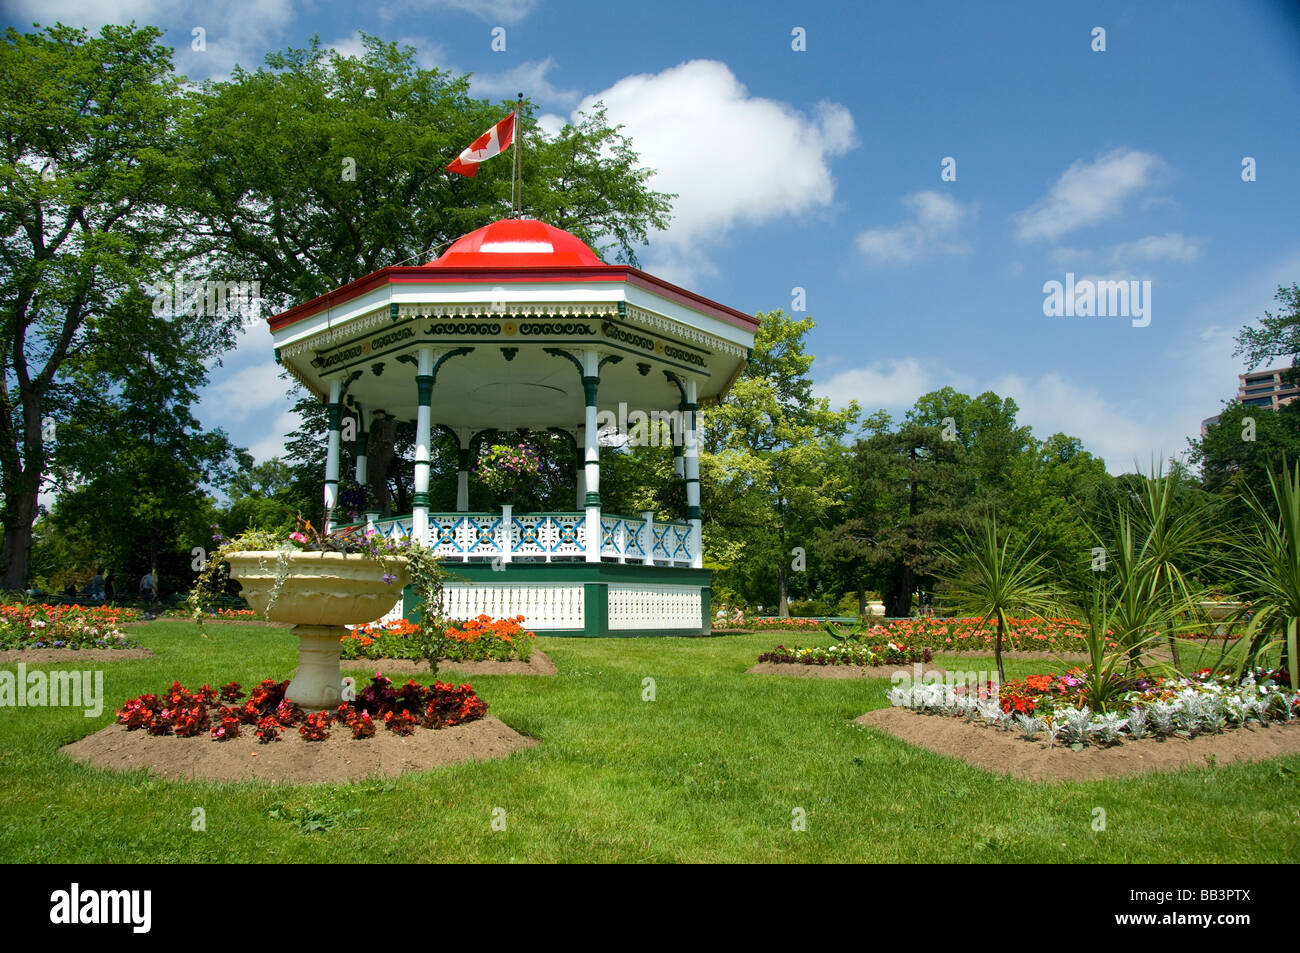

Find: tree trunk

[886,563,913,617]
[0,404,46,592]
[0,488,39,591]
[856,584,866,618]
[777,563,789,617]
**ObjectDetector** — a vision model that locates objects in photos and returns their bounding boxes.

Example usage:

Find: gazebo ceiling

[267,218,759,428]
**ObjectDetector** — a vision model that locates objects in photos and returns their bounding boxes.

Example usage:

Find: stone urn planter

[225,551,410,710]
[1198,600,1245,637]
[866,600,886,619]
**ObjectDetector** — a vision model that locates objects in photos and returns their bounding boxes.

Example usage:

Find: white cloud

[537,112,566,138]
[572,60,855,282]
[855,191,975,265]
[1109,231,1201,265]
[472,57,578,107]
[990,371,1182,473]
[818,358,1195,474]
[205,361,296,423]
[382,0,538,23]
[816,358,936,411]
[1014,148,1164,242]
[246,407,302,464]
[7,0,179,26]
[327,32,445,72]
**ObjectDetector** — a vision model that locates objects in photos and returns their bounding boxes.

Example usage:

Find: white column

[642,509,655,567]
[353,408,369,483]
[499,503,513,564]
[583,351,601,563]
[683,379,703,569]
[323,379,343,532]
[456,431,470,512]
[412,347,434,545]
[673,411,685,478]
[575,427,587,510]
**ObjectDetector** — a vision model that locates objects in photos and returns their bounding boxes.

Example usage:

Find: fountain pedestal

[225,551,411,710]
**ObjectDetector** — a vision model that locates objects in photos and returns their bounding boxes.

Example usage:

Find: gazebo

[266,217,758,636]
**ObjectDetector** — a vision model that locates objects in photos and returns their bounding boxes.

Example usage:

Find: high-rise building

[1237,366,1300,412]
[1201,365,1299,437]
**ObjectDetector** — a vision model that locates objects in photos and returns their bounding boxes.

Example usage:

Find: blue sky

[9,0,1300,473]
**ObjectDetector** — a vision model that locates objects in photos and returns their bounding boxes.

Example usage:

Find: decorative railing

[341,509,696,566]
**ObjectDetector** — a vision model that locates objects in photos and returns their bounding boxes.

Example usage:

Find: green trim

[327,402,342,431]
[701,586,711,635]
[416,374,434,405]
[389,303,400,322]
[686,505,701,520]
[431,346,474,384]
[402,583,420,622]
[544,347,584,381]
[273,347,281,364]
[663,369,687,404]
[584,583,608,637]
[412,491,430,506]
[396,353,418,368]
[584,491,600,506]
[582,375,599,406]
[598,354,624,372]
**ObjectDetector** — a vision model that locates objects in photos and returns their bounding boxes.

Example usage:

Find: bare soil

[341,649,557,677]
[747,661,949,679]
[855,706,1300,782]
[61,715,538,784]
[0,648,155,663]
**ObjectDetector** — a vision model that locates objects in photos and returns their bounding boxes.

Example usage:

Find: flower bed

[741,617,833,632]
[0,604,139,651]
[116,672,487,742]
[879,616,1100,653]
[887,669,1299,748]
[341,614,534,663]
[758,641,933,667]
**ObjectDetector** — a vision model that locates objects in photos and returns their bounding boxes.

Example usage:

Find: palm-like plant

[1129,466,1221,666]
[1233,459,1300,688]
[1080,484,1207,674]
[939,515,1059,682]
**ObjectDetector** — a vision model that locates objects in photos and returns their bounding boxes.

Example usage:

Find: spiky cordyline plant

[938,515,1060,682]
[1128,465,1223,667]
[1233,458,1300,688]
[1083,492,1206,671]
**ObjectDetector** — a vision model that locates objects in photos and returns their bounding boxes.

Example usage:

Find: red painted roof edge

[267,265,758,335]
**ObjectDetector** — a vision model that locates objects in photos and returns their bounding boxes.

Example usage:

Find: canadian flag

[445,112,515,178]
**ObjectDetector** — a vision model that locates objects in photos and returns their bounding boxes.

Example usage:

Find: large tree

[0,23,205,590]
[182,34,676,514]
[44,292,241,594]
[703,310,859,616]
[1234,283,1300,382]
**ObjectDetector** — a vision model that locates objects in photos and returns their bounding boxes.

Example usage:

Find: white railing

[346,508,695,566]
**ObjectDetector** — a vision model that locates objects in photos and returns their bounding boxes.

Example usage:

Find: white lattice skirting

[442,582,585,629]
[608,584,702,630]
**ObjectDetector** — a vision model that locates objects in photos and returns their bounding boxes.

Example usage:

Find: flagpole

[515,92,524,218]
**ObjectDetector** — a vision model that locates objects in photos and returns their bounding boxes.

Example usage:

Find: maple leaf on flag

[446,112,515,178]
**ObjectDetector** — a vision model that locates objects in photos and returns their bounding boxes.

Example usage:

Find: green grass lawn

[1,622,1297,863]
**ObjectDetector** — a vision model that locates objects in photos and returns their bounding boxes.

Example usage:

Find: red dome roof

[427,218,604,268]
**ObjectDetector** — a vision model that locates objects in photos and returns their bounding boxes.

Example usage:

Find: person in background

[90,569,105,602]
[63,579,76,597]
[139,569,155,605]
[104,569,116,602]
